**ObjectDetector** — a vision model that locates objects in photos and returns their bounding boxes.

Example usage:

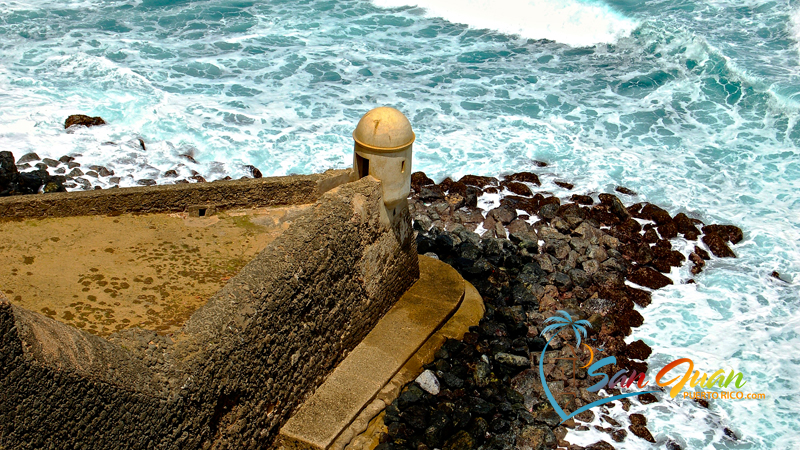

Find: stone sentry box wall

[0,176,419,449]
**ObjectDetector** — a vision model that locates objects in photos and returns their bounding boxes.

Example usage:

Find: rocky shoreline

[0,115,264,197]
[374,171,743,450]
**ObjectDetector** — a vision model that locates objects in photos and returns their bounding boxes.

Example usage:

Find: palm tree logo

[539,311,658,424]
[541,310,592,346]
[541,310,592,401]
[538,310,593,422]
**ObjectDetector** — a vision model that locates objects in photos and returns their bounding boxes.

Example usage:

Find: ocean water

[1,0,799,447]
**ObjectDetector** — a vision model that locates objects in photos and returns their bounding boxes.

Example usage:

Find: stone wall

[0,169,352,220]
[0,176,419,449]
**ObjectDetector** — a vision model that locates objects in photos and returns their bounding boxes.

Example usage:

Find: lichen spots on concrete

[0,204,311,336]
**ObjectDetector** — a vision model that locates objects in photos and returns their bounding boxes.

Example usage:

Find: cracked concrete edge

[338,280,485,450]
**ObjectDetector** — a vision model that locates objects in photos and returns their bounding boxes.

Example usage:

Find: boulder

[411,171,435,192]
[702,232,736,258]
[615,186,637,195]
[570,194,593,205]
[16,152,40,164]
[65,114,106,129]
[243,164,262,179]
[702,224,743,244]
[504,172,541,186]
[501,180,533,196]
[554,181,573,190]
[458,174,499,188]
[0,151,20,195]
[420,185,445,202]
[629,266,673,289]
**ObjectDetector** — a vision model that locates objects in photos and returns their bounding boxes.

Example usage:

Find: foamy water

[1,0,799,447]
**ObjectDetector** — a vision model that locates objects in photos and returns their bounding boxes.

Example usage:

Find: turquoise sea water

[1,0,799,447]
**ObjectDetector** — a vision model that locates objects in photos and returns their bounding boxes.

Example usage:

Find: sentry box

[352,106,414,222]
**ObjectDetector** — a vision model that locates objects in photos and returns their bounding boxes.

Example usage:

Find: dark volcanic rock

[411,171,435,192]
[420,185,446,202]
[0,151,20,195]
[599,194,630,221]
[501,181,533,196]
[674,213,701,239]
[488,205,517,225]
[625,340,652,360]
[586,440,615,450]
[638,203,672,225]
[554,181,573,190]
[243,164,262,179]
[504,172,541,186]
[391,171,741,450]
[2,153,66,196]
[180,154,198,164]
[89,165,114,177]
[702,224,743,244]
[702,233,736,258]
[458,174,499,188]
[629,267,673,289]
[16,152,40,164]
[629,425,655,443]
[65,114,106,129]
[67,168,84,178]
[571,194,593,205]
[42,158,60,168]
[615,186,637,195]
[516,424,557,450]
[443,430,474,450]
[657,222,678,240]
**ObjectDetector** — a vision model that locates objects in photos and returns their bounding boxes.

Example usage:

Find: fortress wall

[0,175,419,450]
[0,299,184,450]
[0,169,352,220]
[172,176,420,449]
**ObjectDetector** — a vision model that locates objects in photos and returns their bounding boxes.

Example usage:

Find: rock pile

[377,171,743,450]
[0,151,66,196]
[0,149,265,194]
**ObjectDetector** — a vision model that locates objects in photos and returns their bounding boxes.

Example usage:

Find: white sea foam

[1,0,800,447]
[371,0,639,47]
[792,5,800,60]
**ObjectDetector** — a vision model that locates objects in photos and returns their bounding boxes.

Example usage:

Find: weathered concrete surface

[276,257,479,450]
[0,176,418,450]
[0,205,310,335]
[0,168,351,220]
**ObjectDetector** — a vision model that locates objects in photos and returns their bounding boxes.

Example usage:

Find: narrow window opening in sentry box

[198,208,207,217]
[401,160,405,173]
[356,154,369,179]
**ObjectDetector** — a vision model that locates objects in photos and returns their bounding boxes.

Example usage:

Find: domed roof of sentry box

[352,106,415,152]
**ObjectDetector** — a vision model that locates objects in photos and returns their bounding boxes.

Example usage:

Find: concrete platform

[277,255,482,450]
[0,205,310,335]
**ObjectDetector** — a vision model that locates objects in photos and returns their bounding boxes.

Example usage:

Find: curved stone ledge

[276,256,479,450]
